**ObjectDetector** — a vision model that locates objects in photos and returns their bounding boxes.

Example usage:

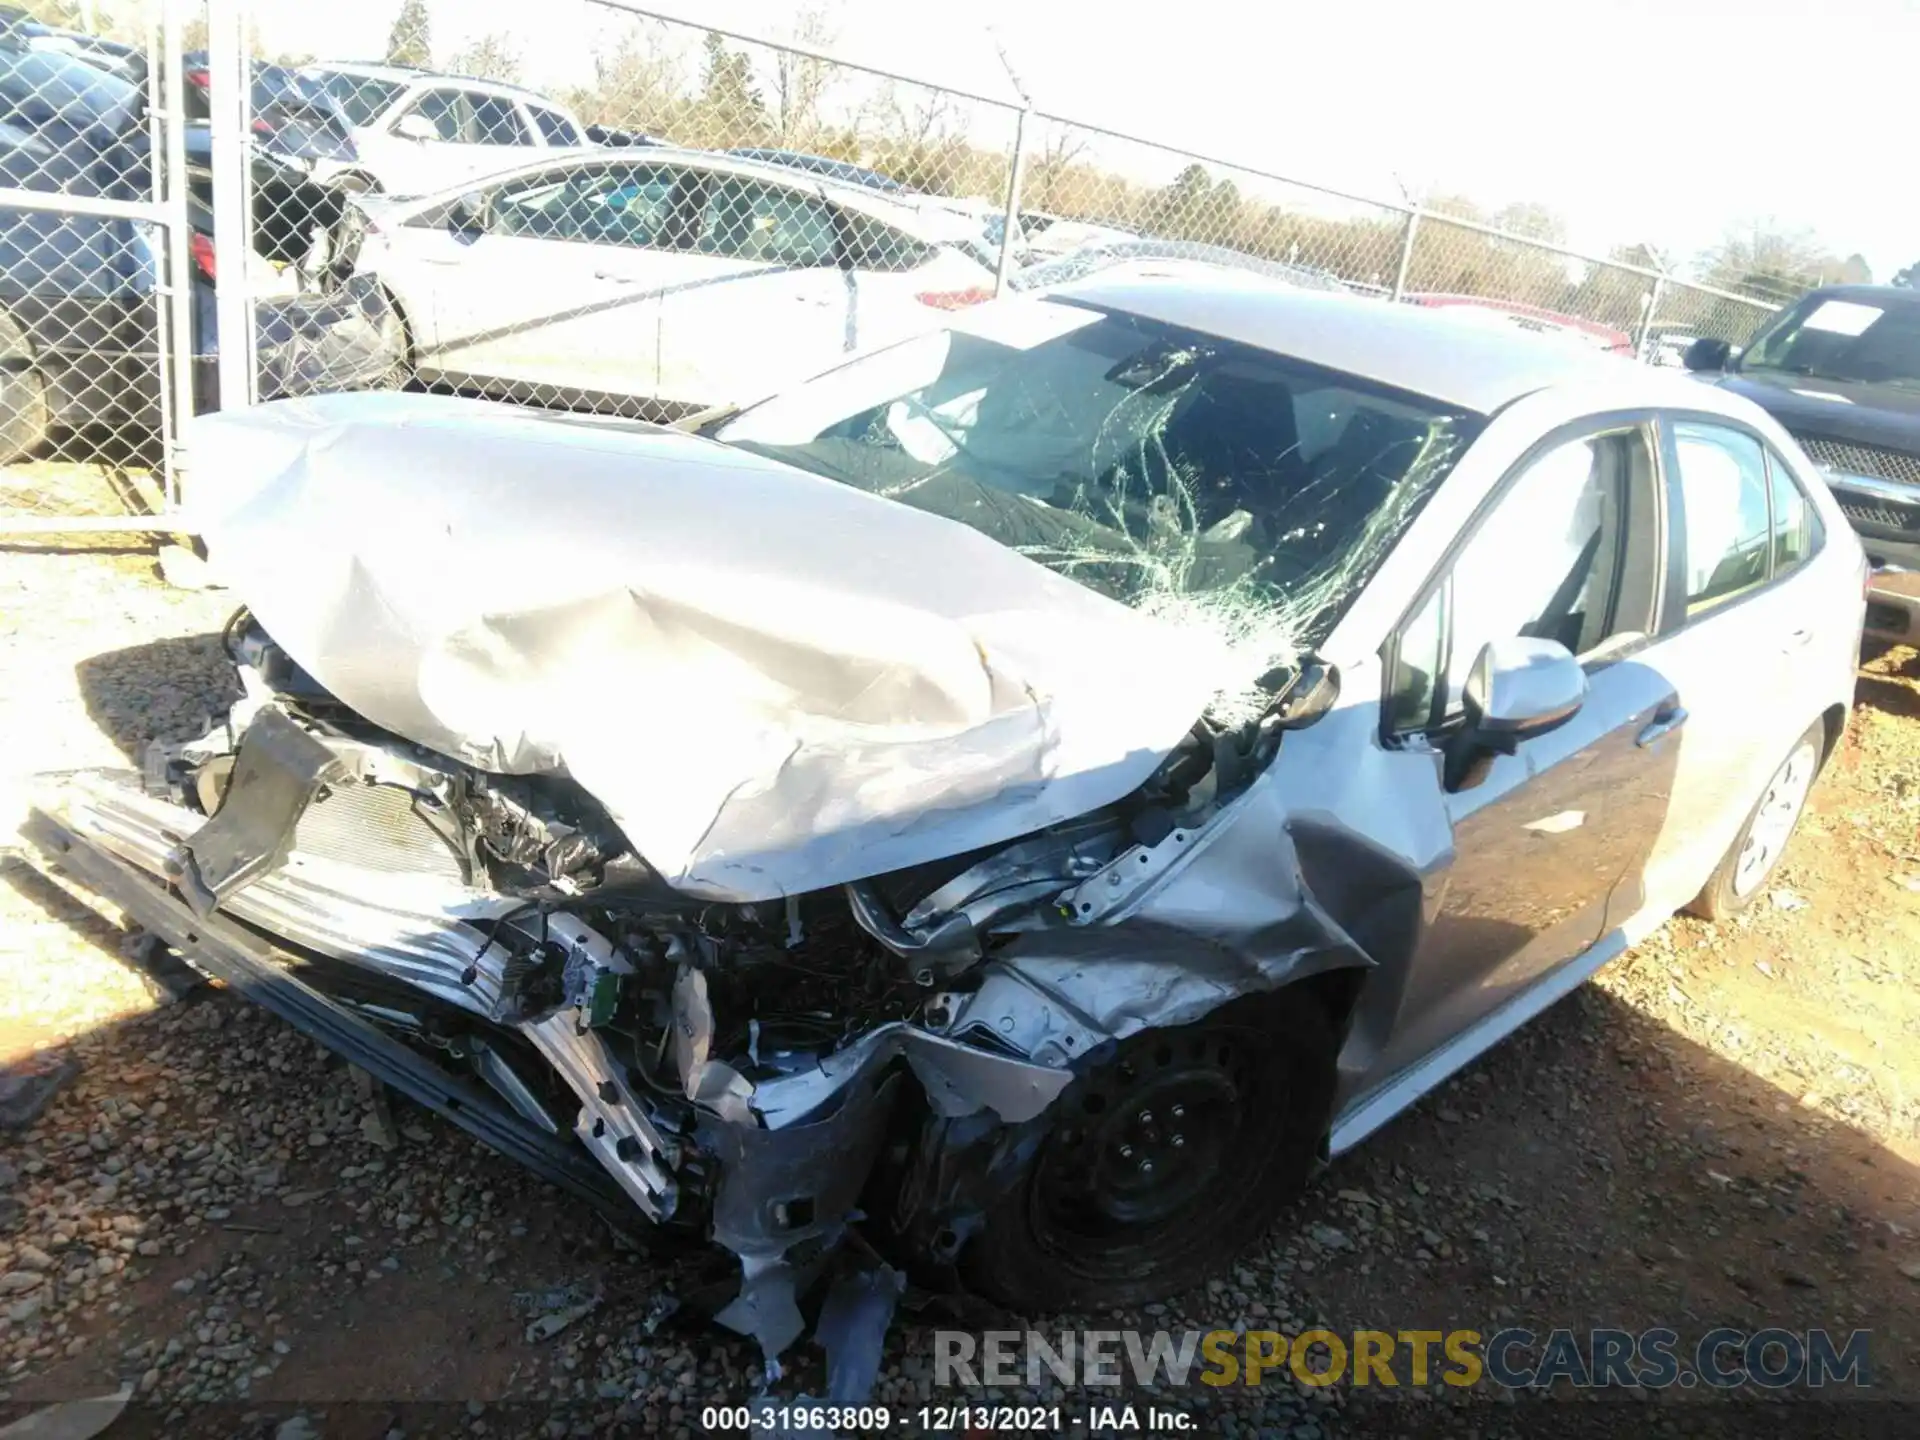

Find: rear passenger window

[531,108,581,146]
[470,94,530,146]
[1671,422,1773,615]
[698,179,837,267]
[837,209,931,272]
[1767,449,1819,574]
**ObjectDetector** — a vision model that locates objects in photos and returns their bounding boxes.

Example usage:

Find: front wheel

[1685,719,1824,920]
[0,310,48,464]
[963,990,1337,1313]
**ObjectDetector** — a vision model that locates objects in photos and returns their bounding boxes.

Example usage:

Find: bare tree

[772,3,839,147]
[1024,124,1089,213]
[448,32,523,85]
[1699,219,1841,301]
[562,22,689,134]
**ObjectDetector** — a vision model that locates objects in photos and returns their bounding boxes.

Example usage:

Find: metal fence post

[1390,205,1420,302]
[207,0,254,413]
[1636,274,1667,364]
[994,108,1033,297]
[161,0,196,502]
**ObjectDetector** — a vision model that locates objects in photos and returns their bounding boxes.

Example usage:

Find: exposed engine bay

[39,608,1347,1368]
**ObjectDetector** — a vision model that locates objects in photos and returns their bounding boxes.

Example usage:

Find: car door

[1368,419,1683,1079]
[398,160,673,401]
[1622,417,1827,912]
[649,171,852,408]
[464,92,538,178]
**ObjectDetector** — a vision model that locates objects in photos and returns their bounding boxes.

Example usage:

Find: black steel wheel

[964,990,1337,1312]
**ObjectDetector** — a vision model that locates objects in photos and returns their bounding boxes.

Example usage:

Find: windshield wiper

[672,401,743,434]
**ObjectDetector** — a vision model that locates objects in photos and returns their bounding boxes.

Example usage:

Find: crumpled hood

[186,392,1228,902]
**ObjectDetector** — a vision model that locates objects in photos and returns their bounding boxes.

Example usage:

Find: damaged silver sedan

[27,270,1867,1366]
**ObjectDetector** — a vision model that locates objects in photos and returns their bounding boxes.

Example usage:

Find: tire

[963,989,1338,1313]
[1685,719,1824,920]
[0,310,49,465]
[334,172,381,196]
[373,287,413,392]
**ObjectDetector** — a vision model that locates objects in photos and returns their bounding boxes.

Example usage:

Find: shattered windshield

[1739,296,1920,389]
[719,300,1482,718]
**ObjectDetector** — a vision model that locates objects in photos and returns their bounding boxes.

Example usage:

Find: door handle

[1783,626,1814,652]
[1636,705,1689,748]
[593,271,638,284]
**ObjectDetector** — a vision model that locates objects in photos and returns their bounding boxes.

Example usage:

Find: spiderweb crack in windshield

[989,353,1464,726]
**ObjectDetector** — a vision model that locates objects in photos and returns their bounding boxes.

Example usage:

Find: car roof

[1787,283,1920,310]
[384,143,980,243]
[305,60,563,105]
[1052,268,1746,416]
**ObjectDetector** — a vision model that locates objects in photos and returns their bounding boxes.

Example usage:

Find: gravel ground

[2,542,1917,1438]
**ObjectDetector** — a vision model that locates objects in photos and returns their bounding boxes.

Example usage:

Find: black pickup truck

[1686,283,1920,643]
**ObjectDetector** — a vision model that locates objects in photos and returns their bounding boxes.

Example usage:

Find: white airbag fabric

[186,393,1226,902]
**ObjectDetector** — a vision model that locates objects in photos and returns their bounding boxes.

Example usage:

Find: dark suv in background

[1686,284,1920,642]
[0,39,398,463]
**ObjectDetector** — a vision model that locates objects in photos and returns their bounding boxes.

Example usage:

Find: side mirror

[393,112,438,143]
[1447,637,1586,791]
[448,192,487,233]
[1683,336,1732,372]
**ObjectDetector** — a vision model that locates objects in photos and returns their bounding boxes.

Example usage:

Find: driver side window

[1387,424,1661,733]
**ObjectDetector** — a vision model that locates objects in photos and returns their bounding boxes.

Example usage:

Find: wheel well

[1290,965,1367,1045]
[1818,702,1847,772]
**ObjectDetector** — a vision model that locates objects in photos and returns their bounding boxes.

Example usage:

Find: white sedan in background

[345,148,998,415]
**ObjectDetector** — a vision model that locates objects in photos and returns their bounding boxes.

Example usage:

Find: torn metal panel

[184,391,1227,903]
[816,1262,907,1404]
[715,1254,806,1372]
[747,1021,1073,1130]
[167,704,341,917]
[703,1075,899,1366]
[956,771,1424,1056]
[671,966,756,1125]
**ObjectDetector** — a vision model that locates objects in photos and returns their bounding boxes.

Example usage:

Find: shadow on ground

[73,635,242,766]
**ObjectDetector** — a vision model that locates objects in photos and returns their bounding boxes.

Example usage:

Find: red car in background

[1405,292,1636,356]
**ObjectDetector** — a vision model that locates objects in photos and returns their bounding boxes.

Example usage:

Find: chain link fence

[0,1,196,539]
[1,0,1789,537]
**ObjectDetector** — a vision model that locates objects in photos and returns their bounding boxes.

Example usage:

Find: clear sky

[257,0,1913,282]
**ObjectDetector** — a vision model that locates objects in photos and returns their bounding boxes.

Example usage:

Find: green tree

[386,0,432,68]
[1834,253,1872,285]
[1142,163,1215,241]
[695,33,767,144]
[1894,261,1920,288]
